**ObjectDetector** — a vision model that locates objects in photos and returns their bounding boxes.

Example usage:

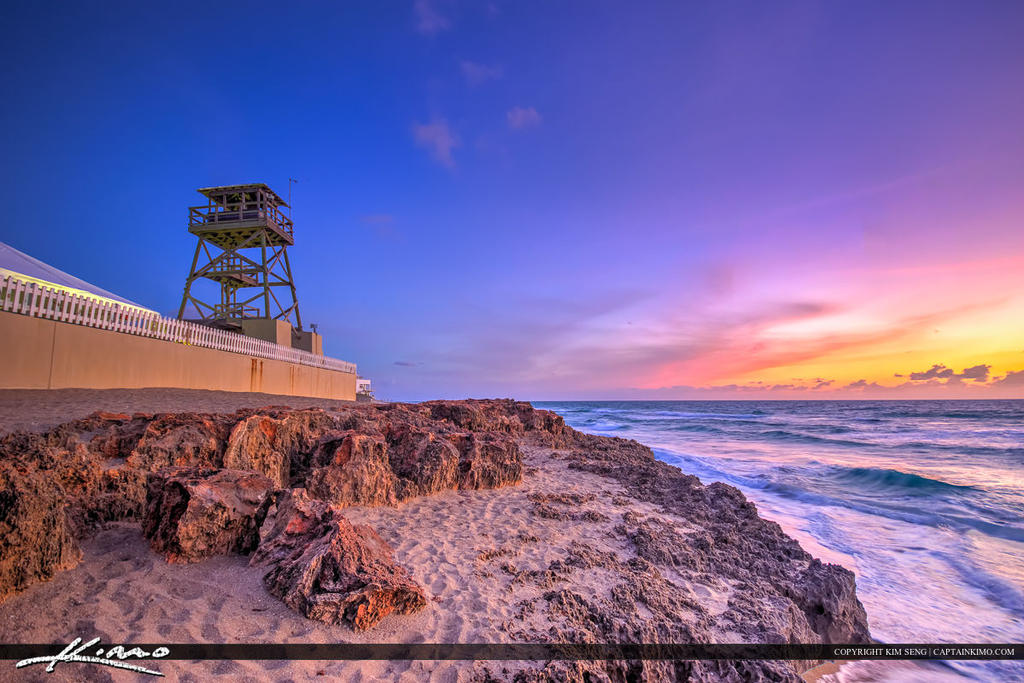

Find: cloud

[507,106,542,130]
[959,364,991,382]
[414,0,450,35]
[993,369,1024,386]
[909,364,954,380]
[842,379,885,391]
[412,120,459,167]
[906,362,991,383]
[394,360,419,367]
[460,61,502,85]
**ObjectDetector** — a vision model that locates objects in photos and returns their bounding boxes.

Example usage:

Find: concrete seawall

[0,310,356,400]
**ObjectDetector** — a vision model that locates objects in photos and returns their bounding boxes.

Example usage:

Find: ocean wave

[940,551,1024,617]
[889,441,1024,457]
[761,477,1024,543]
[757,429,870,448]
[647,410,764,420]
[581,421,631,432]
[668,423,725,434]
[830,466,976,494]
[795,424,855,434]
[938,514,1024,544]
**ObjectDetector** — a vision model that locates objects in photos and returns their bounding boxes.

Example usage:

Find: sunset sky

[1,2,1022,400]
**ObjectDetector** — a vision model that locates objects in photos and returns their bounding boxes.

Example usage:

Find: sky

[1,1,1023,401]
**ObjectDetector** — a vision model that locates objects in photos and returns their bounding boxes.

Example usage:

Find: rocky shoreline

[0,398,871,681]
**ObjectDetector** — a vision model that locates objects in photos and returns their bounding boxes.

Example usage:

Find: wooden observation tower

[178,184,302,332]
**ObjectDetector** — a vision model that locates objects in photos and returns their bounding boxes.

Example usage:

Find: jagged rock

[448,432,522,490]
[786,558,871,643]
[0,460,80,601]
[251,489,427,630]
[222,415,292,487]
[127,413,235,471]
[385,423,460,500]
[567,435,871,647]
[422,399,574,447]
[305,432,399,506]
[143,466,276,563]
[65,411,138,457]
[297,417,521,506]
[68,405,525,509]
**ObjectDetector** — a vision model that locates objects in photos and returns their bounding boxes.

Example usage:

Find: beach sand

[0,390,837,681]
[2,446,726,681]
[0,388,356,435]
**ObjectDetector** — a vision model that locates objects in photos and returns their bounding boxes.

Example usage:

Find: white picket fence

[0,274,357,375]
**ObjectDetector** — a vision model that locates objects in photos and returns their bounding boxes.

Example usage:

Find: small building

[356,377,374,402]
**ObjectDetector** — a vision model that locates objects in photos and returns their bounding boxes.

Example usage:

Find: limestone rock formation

[251,488,427,630]
[422,398,574,447]
[127,413,235,472]
[566,434,871,646]
[0,396,871,666]
[143,466,276,563]
[0,459,81,601]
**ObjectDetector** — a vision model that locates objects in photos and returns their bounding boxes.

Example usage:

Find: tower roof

[196,183,289,208]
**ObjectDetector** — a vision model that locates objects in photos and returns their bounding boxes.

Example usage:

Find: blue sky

[2,1,1023,400]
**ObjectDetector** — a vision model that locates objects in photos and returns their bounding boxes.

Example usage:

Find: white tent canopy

[0,241,152,312]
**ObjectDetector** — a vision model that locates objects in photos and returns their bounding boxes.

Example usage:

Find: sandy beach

[0,390,869,682]
[0,388,358,435]
[2,446,694,681]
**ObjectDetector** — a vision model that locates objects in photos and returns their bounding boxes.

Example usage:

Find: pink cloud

[460,61,502,86]
[414,0,450,35]
[507,106,542,130]
[412,119,459,167]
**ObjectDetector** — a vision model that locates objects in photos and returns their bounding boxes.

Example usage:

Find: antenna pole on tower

[288,178,298,219]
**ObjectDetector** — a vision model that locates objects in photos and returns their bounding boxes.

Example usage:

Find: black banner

[1,643,1021,661]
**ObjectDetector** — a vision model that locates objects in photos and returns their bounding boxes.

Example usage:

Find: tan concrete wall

[241,318,293,347]
[0,311,356,400]
[292,329,323,355]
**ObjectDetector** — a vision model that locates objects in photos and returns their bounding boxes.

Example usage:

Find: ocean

[535,400,1024,682]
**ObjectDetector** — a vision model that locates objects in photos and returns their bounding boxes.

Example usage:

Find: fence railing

[0,274,357,375]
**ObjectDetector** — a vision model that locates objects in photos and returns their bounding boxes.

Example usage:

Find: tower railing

[187,204,294,235]
[0,273,356,375]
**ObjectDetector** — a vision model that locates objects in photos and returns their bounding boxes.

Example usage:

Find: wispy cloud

[769,163,954,218]
[460,61,502,86]
[412,119,459,167]
[414,0,450,35]
[507,106,542,130]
